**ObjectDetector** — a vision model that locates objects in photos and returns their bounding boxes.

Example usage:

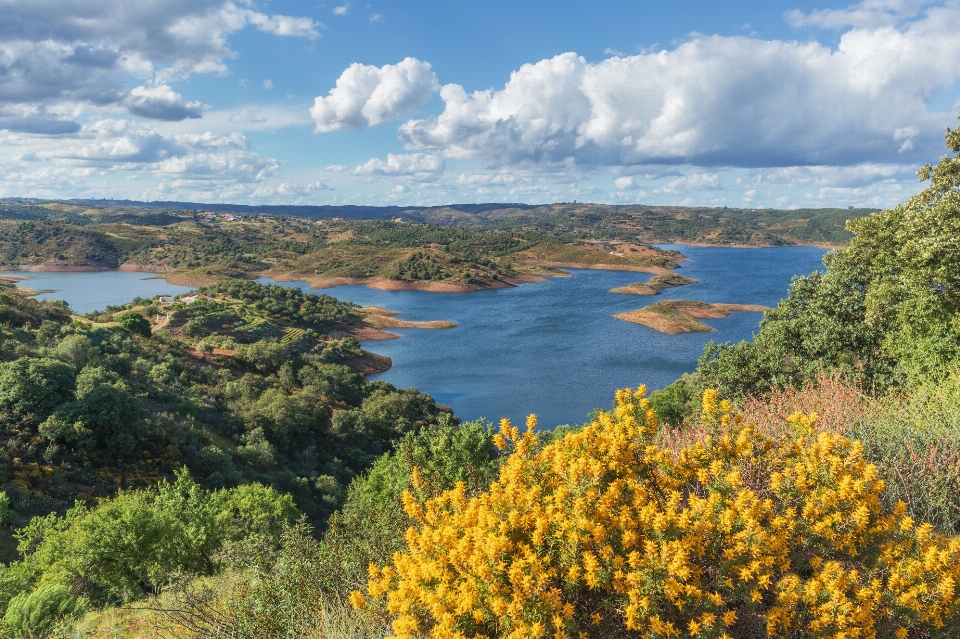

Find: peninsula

[0,199,868,294]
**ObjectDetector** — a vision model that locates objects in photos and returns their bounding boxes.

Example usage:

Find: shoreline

[652,241,842,250]
[615,300,772,334]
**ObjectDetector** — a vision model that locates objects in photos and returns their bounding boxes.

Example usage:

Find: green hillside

[3,131,960,639]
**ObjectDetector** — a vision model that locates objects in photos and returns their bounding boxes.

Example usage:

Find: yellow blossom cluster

[355,387,960,639]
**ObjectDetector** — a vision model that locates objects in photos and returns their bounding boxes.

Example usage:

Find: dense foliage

[650,120,960,421]
[0,279,451,538]
[0,471,296,638]
[360,388,960,639]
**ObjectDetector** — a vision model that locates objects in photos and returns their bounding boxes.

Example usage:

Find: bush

[114,311,151,337]
[358,387,960,638]
[2,584,87,639]
[0,470,298,616]
[0,492,13,527]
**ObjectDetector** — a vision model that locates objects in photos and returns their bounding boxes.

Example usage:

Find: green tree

[0,358,76,433]
[113,311,151,337]
[39,367,144,464]
[0,470,297,614]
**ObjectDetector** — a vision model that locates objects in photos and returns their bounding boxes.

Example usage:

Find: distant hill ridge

[0,198,539,220]
[0,197,879,246]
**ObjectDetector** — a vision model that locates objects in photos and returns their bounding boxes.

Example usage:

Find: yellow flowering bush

[355,387,960,638]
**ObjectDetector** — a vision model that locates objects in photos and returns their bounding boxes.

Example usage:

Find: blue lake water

[1,247,829,426]
[0,271,193,314]
[264,245,830,427]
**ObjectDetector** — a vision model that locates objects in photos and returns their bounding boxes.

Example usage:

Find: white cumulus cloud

[124,84,203,121]
[310,58,439,133]
[397,4,960,169]
[0,0,320,127]
[353,153,443,179]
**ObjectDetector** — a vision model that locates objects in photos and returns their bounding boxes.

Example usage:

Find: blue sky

[2,0,959,209]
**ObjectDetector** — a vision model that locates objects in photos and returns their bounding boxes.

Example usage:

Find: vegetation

[357,389,960,638]
[0,277,457,545]
[2,125,960,637]
[0,212,680,290]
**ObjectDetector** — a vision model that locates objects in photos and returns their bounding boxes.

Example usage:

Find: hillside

[0,278,457,548]
[1,198,873,248]
[0,213,685,289]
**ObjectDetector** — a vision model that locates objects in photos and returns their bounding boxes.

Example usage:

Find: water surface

[266,245,830,427]
[1,248,829,426]
[0,271,193,314]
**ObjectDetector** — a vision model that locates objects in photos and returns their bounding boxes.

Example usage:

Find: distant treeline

[0,198,876,246]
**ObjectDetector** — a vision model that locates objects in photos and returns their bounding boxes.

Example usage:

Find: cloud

[244,12,320,38]
[784,0,931,29]
[123,84,203,121]
[370,14,384,22]
[353,153,444,179]
[751,162,914,188]
[2,119,279,186]
[0,115,81,135]
[229,106,266,124]
[0,0,319,126]
[333,4,349,16]
[398,5,960,170]
[324,164,348,172]
[310,58,439,132]
[656,173,722,194]
[263,79,273,90]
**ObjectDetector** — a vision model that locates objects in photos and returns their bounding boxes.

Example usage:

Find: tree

[113,311,151,337]
[38,366,144,464]
[0,470,297,614]
[0,358,76,433]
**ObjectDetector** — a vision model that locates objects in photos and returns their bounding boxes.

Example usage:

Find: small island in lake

[615,299,771,334]
[609,273,699,296]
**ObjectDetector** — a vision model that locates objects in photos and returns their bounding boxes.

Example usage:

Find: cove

[0,271,193,314]
[266,245,830,428]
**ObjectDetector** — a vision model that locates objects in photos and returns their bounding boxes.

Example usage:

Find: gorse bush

[357,387,960,639]
[149,418,500,639]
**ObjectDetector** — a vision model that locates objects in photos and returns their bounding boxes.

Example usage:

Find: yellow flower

[348,591,366,609]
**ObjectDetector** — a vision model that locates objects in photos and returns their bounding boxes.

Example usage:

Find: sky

[2,0,960,209]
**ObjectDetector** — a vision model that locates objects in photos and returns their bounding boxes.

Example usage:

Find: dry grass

[658,371,960,535]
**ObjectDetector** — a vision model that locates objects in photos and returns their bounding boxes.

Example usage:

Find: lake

[1,246,829,426]
[0,271,194,314]
[265,245,830,427]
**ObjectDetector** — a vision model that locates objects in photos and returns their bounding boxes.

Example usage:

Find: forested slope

[1,125,959,639]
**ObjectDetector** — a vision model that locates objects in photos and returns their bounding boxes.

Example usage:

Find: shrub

[0,492,13,527]
[0,470,298,615]
[114,311,151,338]
[358,387,960,638]
[2,584,87,639]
